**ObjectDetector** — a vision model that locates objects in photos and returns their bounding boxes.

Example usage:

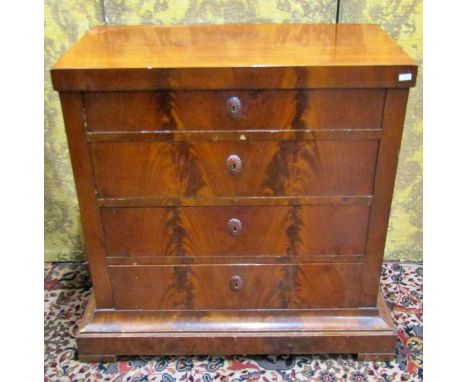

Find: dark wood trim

[52,66,418,91]
[87,129,383,143]
[361,88,410,306]
[97,195,373,208]
[59,92,114,308]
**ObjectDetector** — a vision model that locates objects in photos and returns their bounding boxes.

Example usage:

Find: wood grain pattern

[102,205,370,257]
[87,129,383,143]
[108,263,363,310]
[52,65,417,91]
[54,24,416,69]
[91,140,379,198]
[105,255,365,265]
[83,302,389,334]
[98,195,372,208]
[84,90,385,131]
[78,331,396,358]
[51,24,417,90]
[361,89,410,306]
[58,93,113,308]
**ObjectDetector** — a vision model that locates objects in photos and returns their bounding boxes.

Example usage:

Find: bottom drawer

[108,263,362,310]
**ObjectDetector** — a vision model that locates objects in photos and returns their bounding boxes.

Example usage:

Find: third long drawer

[102,205,370,258]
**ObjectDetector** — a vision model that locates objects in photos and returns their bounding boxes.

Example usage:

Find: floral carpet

[44,262,423,382]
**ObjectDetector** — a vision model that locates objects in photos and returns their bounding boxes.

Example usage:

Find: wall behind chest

[44,0,422,262]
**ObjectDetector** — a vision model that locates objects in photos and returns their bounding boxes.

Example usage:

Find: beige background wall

[44,0,422,262]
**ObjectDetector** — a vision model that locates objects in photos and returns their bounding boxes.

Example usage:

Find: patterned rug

[44,262,423,381]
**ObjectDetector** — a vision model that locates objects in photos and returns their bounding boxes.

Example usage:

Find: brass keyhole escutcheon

[225,96,242,119]
[230,275,243,291]
[226,154,242,175]
[228,218,243,236]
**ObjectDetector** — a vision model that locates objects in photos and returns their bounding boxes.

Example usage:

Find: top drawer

[84,89,385,132]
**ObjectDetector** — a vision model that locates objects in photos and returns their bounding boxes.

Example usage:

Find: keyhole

[226,154,242,175]
[230,275,243,291]
[228,218,242,236]
[226,96,241,119]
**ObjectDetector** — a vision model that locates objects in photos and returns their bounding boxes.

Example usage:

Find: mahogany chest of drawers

[52,23,417,362]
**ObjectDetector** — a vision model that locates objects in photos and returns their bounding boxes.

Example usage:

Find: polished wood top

[54,24,415,70]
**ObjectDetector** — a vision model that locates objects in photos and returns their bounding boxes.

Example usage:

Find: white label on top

[399,73,412,81]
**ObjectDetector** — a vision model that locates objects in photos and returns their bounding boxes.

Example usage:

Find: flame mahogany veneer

[52,23,417,362]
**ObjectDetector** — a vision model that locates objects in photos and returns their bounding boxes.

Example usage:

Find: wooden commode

[52,23,418,362]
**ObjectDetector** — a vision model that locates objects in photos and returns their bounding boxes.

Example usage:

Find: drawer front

[108,263,363,310]
[102,205,370,257]
[84,90,385,132]
[92,140,378,198]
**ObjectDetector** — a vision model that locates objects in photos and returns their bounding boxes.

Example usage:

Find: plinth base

[77,291,396,362]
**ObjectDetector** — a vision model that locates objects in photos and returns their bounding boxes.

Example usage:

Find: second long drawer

[102,205,370,257]
[91,140,378,198]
